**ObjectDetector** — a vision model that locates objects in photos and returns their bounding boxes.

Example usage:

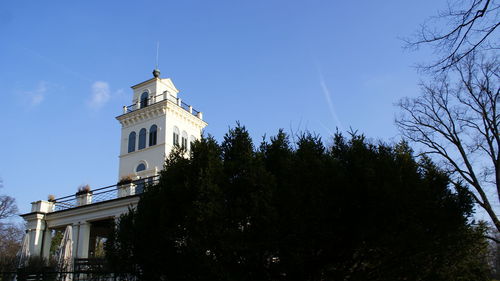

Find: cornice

[119,142,166,158]
[20,212,46,219]
[116,100,168,126]
[116,99,208,129]
[167,103,208,129]
[130,78,158,89]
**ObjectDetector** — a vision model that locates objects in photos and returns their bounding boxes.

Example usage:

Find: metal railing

[122,92,201,118]
[51,176,159,212]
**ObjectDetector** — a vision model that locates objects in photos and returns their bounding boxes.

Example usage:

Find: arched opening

[173,126,180,147]
[128,131,136,153]
[181,131,188,149]
[138,128,147,149]
[136,163,146,172]
[190,135,196,151]
[140,92,149,108]
[149,125,157,146]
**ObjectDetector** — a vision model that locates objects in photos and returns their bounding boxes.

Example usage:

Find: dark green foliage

[107,125,490,281]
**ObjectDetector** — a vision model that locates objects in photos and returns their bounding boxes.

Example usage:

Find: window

[190,135,196,151]
[136,163,146,172]
[181,131,188,149]
[173,126,180,146]
[140,92,149,108]
[149,125,157,146]
[138,128,147,149]
[128,131,136,153]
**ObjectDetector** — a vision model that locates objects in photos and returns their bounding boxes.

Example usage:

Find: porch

[20,176,159,260]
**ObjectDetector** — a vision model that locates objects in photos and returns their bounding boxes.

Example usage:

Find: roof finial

[153,41,160,78]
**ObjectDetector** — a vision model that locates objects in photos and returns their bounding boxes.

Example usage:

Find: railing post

[197,111,203,120]
[189,105,193,114]
[177,98,182,106]
[123,106,127,114]
[76,192,92,206]
[118,183,136,197]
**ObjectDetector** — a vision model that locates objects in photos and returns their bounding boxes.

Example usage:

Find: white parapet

[31,200,54,213]
[118,183,137,197]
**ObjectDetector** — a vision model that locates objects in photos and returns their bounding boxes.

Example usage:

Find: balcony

[121,92,203,119]
[44,176,159,212]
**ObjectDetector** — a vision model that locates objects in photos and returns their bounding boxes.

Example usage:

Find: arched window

[173,126,180,146]
[138,128,147,149]
[136,163,146,172]
[181,131,188,149]
[190,135,196,151]
[149,125,157,146]
[140,92,149,108]
[128,131,136,153]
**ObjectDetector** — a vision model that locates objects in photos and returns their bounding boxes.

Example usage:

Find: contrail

[316,65,343,131]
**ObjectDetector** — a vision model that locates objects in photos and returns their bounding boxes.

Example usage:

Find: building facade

[21,70,207,260]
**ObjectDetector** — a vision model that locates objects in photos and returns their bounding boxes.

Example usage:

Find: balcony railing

[121,92,202,119]
[51,176,159,212]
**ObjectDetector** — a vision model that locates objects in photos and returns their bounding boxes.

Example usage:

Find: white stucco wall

[117,77,207,180]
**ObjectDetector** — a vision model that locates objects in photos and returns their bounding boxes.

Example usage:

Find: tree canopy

[107,126,490,281]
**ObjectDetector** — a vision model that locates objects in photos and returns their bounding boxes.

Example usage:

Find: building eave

[131,78,158,89]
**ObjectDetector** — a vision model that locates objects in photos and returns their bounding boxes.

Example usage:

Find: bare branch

[406,0,500,71]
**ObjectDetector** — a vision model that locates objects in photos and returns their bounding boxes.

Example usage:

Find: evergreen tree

[107,125,490,281]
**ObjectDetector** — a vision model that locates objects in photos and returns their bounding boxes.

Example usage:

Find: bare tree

[0,178,22,271]
[0,178,17,221]
[396,53,499,231]
[405,0,499,72]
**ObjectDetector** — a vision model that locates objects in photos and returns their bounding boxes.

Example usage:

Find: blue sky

[1,0,447,215]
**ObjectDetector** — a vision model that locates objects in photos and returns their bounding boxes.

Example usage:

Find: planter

[118,183,136,197]
[76,192,92,206]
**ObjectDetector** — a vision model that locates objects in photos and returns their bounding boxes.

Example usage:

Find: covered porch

[20,176,158,260]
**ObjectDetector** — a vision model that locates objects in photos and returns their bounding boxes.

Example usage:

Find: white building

[21,69,207,260]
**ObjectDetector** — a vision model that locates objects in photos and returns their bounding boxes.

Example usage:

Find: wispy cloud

[88,81,111,109]
[316,66,343,131]
[26,81,48,107]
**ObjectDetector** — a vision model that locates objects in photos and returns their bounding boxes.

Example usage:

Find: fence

[1,271,138,281]
[1,258,138,281]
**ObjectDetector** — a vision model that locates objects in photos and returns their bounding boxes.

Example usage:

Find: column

[26,215,44,256]
[41,228,52,259]
[24,200,54,257]
[75,222,91,258]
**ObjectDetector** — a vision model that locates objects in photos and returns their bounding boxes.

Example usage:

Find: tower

[116,69,207,180]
